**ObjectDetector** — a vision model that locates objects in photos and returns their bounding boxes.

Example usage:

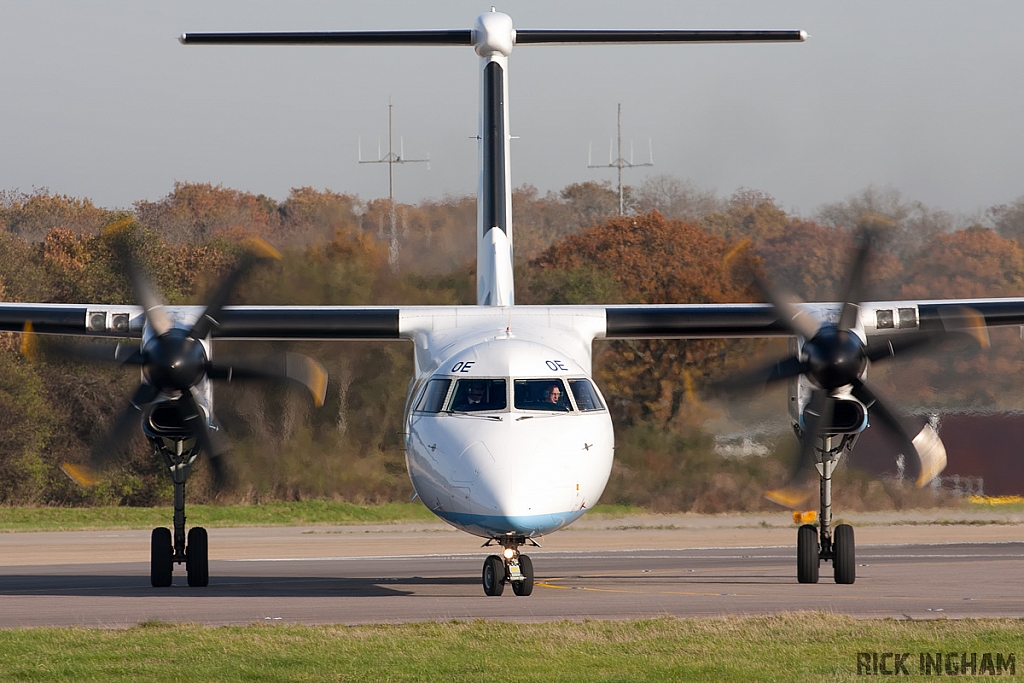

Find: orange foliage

[900,227,1024,299]
[534,212,759,424]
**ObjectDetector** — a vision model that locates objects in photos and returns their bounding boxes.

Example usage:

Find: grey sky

[2,1,1022,217]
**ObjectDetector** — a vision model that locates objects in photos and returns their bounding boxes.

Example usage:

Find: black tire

[797,524,820,584]
[833,524,856,585]
[482,555,506,596]
[150,527,173,588]
[511,554,534,597]
[186,527,210,587]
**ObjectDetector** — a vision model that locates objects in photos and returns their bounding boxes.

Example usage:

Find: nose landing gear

[481,536,538,596]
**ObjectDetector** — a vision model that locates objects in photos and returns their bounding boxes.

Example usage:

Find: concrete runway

[1,511,1022,627]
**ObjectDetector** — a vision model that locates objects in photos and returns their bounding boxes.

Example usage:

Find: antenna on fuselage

[358,101,429,273]
[588,103,654,216]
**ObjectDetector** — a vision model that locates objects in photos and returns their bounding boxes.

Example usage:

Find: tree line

[2,178,1024,511]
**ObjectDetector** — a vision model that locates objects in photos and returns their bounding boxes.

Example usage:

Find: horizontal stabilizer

[514,29,807,45]
[179,30,474,46]
[180,29,805,47]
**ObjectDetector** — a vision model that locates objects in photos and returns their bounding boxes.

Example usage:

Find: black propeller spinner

[25,238,328,490]
[719,232,988,508]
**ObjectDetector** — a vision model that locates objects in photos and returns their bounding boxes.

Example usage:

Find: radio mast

[359,101,429,271]
[588,103,653,216]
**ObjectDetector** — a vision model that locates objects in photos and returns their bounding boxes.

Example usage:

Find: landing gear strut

[481,536,538,596]
[797,434,856,585]
[147,433,209,587]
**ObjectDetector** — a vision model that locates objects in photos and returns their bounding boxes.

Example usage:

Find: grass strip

[0,502,646,533]
[0,501,436,533]
[0,614,1020,682]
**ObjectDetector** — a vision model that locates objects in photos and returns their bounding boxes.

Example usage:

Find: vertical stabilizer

[475,11,515,306]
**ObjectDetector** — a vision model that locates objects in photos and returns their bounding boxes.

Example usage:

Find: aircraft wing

[601,299,1024,340]
[4,298,1024,342]
[0,304,402,340]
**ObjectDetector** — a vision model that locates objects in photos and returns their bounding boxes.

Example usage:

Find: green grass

[0,501,437,533]
[966,499,1024,514]
[0,614,1020,682]
[0,502,642,533]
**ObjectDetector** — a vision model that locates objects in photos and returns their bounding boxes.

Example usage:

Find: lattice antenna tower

[588,103,653,216]
[358,101,430,271]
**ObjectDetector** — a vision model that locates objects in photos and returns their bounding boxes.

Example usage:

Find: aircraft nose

[457,421,583,519]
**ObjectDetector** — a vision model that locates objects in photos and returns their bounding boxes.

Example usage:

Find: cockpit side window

[414,378,452,413]
[568,378,606,412]
[450,378,507,412]
[514,379,571,412]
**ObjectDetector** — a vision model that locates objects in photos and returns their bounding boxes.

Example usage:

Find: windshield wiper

[448,411,503,421]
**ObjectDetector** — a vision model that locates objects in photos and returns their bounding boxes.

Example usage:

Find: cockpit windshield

[449,378,507,412]
[514,379,571,412]
[414,376,605,415]
[568,378,605,411]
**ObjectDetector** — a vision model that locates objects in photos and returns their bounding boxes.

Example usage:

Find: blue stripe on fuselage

[432,508,587,538]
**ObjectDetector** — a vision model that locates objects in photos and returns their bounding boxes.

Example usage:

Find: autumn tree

[134,182,281,244]
[632,174,722,221]
[756,218,904,302]
[379,194,477,276]
[900,226,1024,300]
[0,189,124,242]
[559,180,623,227]
[277,186,362,246]
[989,195,1024,244]
[817,185,965,261]
[534,211,757,424]
[700,189,790,243]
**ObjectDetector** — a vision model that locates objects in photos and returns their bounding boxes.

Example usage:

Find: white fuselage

[401,308,614,539]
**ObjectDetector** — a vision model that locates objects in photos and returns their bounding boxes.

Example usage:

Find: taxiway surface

[1,511,1022,627]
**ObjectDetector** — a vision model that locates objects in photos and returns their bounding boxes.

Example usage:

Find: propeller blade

[766,388,833,509]
[86,382,162,473]
[749,269,822,340]
[850,379,947,487]
[25,336,143,366]
[936,305,991,349]
[207,352,328,406]
[123,256,174,337]
[59,462,102,487]
[864,331,944,363]
[178,388,231,491]
[714,355,808,393]
[189,238,281,340]
[837,233,872,332]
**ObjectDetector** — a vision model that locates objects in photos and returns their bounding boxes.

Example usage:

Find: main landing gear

[481,536,538,596]
[796,435,856,585]
[147,430,210,588]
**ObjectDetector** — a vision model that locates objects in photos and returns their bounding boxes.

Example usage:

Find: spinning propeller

[720,233,988,508]
[24,239,328,490]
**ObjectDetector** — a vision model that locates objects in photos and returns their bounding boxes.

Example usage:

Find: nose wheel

[149,524,209,587]
[481,537,536,596]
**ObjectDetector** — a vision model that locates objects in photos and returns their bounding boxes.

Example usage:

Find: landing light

[503,548,515,559]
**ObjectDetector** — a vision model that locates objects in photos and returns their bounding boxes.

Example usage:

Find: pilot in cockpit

[453,381,487,411]
[543,383,562,406]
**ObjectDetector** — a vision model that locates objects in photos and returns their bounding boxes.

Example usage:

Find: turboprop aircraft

[3,9,1023,596]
